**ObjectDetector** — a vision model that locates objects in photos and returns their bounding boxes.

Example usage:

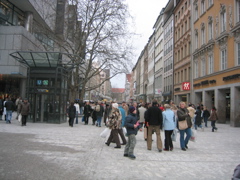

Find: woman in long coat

[194,106,203,130]
[67,102,76,127]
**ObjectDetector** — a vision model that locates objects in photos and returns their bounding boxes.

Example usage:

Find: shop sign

[182,82,190,91]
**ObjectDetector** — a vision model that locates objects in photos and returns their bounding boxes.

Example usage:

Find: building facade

[192,0,240,126]
[162,0,174,102]
[173,0,191,105]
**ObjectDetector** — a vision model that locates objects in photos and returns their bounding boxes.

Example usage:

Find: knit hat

[129,106,135,113]
[112,103,118,109]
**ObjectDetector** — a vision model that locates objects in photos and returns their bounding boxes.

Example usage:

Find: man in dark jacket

[145,101,163,152]
[19,98,30,126]
[5,98,15,124]
[67,102,76,127]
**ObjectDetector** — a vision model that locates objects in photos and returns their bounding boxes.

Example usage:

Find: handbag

[178,119,188,130]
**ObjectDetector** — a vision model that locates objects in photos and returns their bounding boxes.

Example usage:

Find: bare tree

[32,0,134,102]
[64,0,134,101]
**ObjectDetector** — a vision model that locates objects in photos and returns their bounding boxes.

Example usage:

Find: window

[194,61,199,78]
[195,30,198,49]
[185,20,188,32]
[195,5,198,21]
[237,0,240,23]
[208,55,213,74]
[208,0,213,7]
[220,6,226,32]
[238,43,240,65]
[221,49,227,70]
[201,59,206,76]
[208,17,213,40]
[201,27,205,45]
[201,0,205,15]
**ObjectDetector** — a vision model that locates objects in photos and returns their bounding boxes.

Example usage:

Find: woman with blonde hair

[177,101,192,151]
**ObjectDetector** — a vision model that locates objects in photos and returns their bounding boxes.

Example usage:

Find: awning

[10,51,83,70]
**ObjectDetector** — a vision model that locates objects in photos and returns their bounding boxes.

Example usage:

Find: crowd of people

[0,96,31,126]
[67,99,219,160]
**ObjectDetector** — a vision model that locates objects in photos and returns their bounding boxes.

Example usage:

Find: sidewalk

[0,112,239,180]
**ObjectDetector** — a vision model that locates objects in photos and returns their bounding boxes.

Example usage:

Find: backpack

[96,105,100,112]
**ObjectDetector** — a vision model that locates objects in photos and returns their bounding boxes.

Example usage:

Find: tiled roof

[112,88,125,93]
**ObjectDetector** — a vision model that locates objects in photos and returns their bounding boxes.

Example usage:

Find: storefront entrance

[10,51,77,123]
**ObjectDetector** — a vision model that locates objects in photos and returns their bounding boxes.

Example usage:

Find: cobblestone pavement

[0,113,239,180]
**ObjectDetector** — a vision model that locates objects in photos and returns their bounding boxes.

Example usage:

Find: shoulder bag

[178,119,188,130]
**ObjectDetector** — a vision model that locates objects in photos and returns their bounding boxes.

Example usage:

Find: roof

[10,51,83,69]
[112,88,125,93]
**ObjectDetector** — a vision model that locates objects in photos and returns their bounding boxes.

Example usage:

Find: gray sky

[111,0,169,88]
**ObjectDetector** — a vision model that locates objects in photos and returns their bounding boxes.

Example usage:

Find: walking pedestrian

[19,98,30,126]
[74,101,80,124]
[138,103,147,139]
[67,102,76,127]
[83,101,92,125]
[15,97,22,120]
[177,101,192,151]
[105,103,122,148]
[4,98,15,124]
[118,102,127,145]
[124,106,140,159]
[96,101,104,127]
[208,106,218,132]
[194,106,204,130]
[162,104,175,151]
[145,101,163,152]
[202,106,210,128]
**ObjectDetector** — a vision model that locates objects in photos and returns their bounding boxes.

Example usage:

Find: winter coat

[177,107,192,129]
[208,110,218,121]
[107,108,122,130]
[194,109,202,126]
[144,106,163,127]
[83,104,92,117]
[203,109,210,118]
[68,105,76,118]
[20,102,30,115]
[187,106,196,118]
[96,105,104,117]
[74,103,80,113]
[125,113,140,135]
[118,106,126,127]
[5,100,15,111]
[162,109,176,130]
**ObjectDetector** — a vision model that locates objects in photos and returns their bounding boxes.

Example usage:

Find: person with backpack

[96,101,104,127]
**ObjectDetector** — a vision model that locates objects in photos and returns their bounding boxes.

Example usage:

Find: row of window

[175,0,190,22]
[175,17,191,41]
[164,38,173,56]
[194,0,214,21]
[174,67,190,84]
[164,56,173,73]
[175,41,191,62]
[164,75,172,92]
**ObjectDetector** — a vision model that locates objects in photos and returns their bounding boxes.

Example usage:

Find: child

[123,106,140,160]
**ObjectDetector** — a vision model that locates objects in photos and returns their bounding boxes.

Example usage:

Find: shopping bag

[171,128,178,142]
[190,129,197,142]
[18,114,22,123]
[100,128,111,138]
[122,127,127,135]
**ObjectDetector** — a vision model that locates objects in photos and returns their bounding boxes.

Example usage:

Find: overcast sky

[111,0,169,88]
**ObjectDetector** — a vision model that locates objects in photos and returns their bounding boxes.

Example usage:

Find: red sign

[182,82,190,91]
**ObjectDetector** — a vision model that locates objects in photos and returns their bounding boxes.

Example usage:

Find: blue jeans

[97,116,102,127]
[75,111,79,124]
[179,128,192,149]
[6,110,13,123]
[203,117,208,127]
